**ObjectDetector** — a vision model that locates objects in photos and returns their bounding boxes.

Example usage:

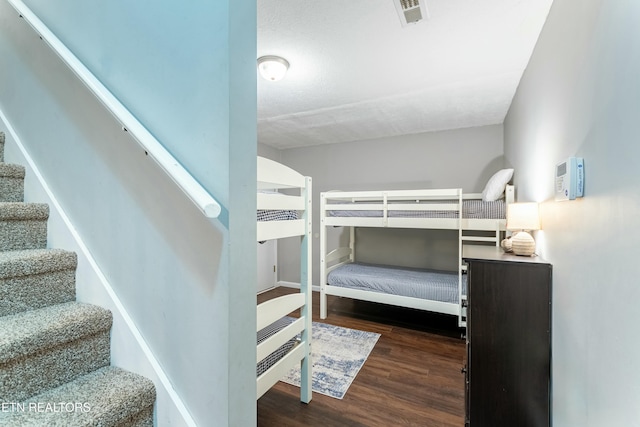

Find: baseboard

[0,111,196,427]
[278,280,321,293]
[257,286,276,295]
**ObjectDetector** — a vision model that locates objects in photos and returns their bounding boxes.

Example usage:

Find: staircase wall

[0,1,257,426]
[0,126,187,425]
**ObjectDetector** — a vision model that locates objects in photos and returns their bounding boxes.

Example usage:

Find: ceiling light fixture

[257,56,289,82]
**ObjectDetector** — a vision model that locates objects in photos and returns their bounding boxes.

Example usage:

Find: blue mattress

[327,262,466,304]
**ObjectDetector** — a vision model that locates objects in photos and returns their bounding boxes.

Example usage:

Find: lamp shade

[506,202,540,231]
[257,56,289,81]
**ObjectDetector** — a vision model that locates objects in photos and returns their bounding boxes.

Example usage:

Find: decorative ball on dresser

[500,237,513,253]
[510,231,537,256]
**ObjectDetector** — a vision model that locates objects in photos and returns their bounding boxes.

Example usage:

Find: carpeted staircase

[0,132,156,426]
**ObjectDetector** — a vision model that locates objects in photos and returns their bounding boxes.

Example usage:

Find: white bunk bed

[256,156,312,403]
[320,184,514,327]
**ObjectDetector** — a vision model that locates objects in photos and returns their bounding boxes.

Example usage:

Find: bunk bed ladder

[457,190,465,328]
[459,218,502,327]
[460,223,501,246]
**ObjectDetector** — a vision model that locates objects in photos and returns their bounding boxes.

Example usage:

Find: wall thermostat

[555,157,584,201]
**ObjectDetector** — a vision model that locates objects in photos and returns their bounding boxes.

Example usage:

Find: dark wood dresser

[463,245,552,427]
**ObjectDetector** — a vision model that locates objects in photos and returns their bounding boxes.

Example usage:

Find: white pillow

[481,168,514,202]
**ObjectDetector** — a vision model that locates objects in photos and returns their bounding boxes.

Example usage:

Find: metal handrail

[7,0,221,218]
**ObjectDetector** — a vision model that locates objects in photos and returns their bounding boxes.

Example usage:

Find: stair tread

[0,162,25,178]
[0,132,156,422]
[0,366,156,426]
[0,302,112,364]
[0,248,77,278]
[0,202,49,220]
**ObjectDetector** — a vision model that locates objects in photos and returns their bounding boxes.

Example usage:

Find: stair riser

[0,269,76,317]
[0,330,111,402]
[0,177,24,202]
[0,220,48,251]
[0,366,156,426]
[115,405,155,427]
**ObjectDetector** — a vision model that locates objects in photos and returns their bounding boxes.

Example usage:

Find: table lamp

[506,202,540,256]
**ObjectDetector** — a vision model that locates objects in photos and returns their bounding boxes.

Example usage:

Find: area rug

[280,319,381,399]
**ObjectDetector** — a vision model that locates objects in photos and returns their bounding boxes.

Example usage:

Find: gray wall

[504,0,640,425]
[258,142,281,161]
[277,124,505,284]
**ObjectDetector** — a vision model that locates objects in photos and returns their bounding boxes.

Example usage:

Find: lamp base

[511,231,536,256]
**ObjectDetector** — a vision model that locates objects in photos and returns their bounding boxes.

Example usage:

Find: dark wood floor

[257,287,466,427]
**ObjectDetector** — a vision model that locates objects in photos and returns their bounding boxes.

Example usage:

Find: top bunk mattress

[327,199,505,220]
[327,262,467,304]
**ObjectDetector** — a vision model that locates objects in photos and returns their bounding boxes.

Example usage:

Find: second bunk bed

[320,175,514,328]
[256,156,312,402]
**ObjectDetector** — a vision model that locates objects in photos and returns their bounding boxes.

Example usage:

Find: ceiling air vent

[394,0,430,27]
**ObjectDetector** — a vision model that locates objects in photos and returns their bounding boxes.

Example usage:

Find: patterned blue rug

[281,320,380,399]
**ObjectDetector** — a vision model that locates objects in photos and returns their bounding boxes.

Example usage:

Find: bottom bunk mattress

[327,262,467,303]
[257,316,298,377]
[257,210,299,222]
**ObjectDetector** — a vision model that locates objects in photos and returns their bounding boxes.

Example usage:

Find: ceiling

[257,0,553,150]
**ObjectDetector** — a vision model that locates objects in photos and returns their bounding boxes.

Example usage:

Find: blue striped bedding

[327,262,466,304]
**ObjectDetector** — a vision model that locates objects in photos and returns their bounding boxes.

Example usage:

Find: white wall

[278,124,505,285]
[504,0,640,425]
[0,1,256,426]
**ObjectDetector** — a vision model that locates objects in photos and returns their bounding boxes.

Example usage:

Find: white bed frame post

[320,193,327,319]
[299,176,312,403]
[349,227,355,262]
